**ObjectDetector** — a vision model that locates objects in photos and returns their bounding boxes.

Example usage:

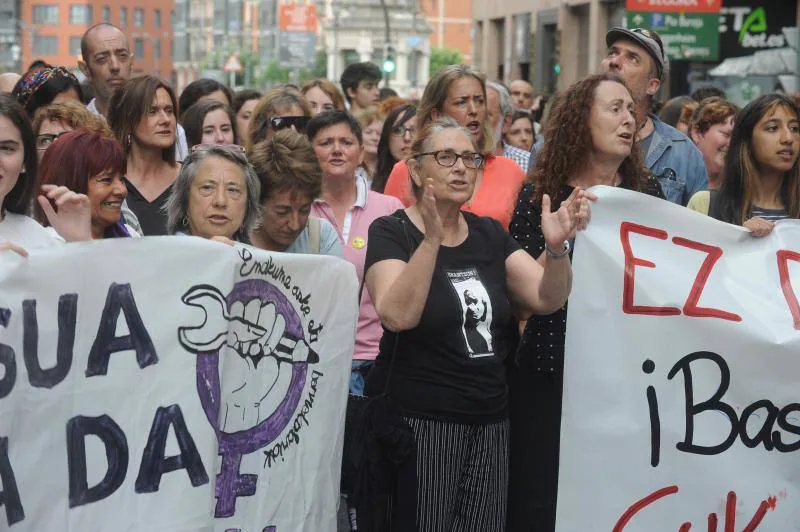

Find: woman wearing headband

[12,66,83,118]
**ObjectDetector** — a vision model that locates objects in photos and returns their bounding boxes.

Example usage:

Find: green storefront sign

[627,11,720,61]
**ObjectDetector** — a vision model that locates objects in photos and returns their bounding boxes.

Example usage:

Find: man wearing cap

[602,27,707,205]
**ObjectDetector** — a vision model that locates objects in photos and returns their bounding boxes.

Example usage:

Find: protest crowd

[1,21,799,532]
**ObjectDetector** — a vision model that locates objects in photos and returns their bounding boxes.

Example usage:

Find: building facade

[19,0,173,77]
[419,0,472,63]
[473,0,626,93]
[321,0,432,98]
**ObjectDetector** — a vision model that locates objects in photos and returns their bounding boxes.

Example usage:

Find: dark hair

[182,99,238,147]
[373,103,416,192]
[530,72,649,202]
[505,109,535,145]
[340,62,382,104]
[0,94,37,215]
[379,87,398,101]
[306,110,363,145]
[233,89,262,114]
[178,79,234,118]
[108,75,177,162]
[691,86,726,102]
[12,67,83,118]
[27,60,49,72]
[716,93,800,225]
[34,130,126,224]
[250,129,322,203]
[80,81,95,105]
[80,23,122,62]
[658,96,695,128]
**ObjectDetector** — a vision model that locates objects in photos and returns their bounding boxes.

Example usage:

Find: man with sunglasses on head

[601,27,707,206]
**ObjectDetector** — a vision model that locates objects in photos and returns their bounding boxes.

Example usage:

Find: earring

[181,215,189,227]
[127,134,132,147]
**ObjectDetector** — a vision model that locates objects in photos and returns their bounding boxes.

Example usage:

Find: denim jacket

[645,115,708,206]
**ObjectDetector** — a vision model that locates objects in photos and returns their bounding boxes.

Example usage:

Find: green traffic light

[384,60,396,73]
[554,64,561,74]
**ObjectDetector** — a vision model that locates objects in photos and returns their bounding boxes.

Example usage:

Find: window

[135,38,144,58]
[154,39,161,60]
[32,5,59,25]
[33,35,58,55]
[69,5,92,25]
[134,8,143,28]
[154,9,161,28]
[102,6,110,22]
[69,36,82,57]
[120,7,127,27]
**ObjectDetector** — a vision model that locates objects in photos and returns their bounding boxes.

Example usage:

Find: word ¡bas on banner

[620,221,800,329]
[0,283,210,528]
[642,351,800,470]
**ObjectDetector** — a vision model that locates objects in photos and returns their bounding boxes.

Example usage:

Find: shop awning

[709,47,797,77]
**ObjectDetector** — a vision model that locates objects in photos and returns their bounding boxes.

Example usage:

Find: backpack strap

[308,217,321,255]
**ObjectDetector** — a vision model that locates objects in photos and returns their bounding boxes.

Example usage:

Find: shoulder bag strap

[308,217,321,255]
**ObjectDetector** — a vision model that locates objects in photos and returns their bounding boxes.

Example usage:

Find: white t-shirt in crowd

[0,213,62,249]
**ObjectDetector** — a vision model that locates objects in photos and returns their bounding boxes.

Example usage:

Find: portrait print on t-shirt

[446,268,494,358]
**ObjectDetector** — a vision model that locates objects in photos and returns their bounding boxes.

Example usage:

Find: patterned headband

[15,66,79,107]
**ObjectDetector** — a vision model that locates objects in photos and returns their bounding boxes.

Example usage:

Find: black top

[123,178,172,236]
[364,210,521,423]
[509,178,665,373]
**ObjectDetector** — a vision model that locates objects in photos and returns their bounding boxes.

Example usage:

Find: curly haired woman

[506,72,664,531]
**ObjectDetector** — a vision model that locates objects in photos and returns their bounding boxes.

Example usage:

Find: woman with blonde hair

[301,79,346,116]
[354,107,382,183]
[382,65,525,228]
[33,101,111,162]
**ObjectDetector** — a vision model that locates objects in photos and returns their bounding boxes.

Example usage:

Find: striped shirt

[751,206,790,222]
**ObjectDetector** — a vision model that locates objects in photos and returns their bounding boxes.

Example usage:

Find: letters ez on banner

[557,187,800,531]
[0,237,357,531]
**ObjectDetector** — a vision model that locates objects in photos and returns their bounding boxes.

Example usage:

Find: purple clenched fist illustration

[178,285,318,433]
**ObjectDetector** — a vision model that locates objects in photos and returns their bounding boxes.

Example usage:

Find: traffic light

[383,46,396,74]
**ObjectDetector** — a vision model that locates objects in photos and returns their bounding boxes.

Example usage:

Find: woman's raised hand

[37,184,92,242]
[540,187,596,249]
[419,178,444,244]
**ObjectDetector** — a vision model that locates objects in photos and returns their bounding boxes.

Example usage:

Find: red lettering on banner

[613,486,777,531]
[672,237,741,322]
[777,250,800,330]
[620,222,681,316]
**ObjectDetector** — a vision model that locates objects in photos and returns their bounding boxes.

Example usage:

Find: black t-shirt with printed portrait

[364,209,521,424]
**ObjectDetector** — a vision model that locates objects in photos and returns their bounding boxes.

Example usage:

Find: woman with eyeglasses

[362,117,590,530]
[108,75,181,236]
[382,65,526,229]
[164,144,261,242]
[372,103,417,193]
[32,101,111,163]
[182,99,238,147]
[35,130,139,238]
[246,87,311,152]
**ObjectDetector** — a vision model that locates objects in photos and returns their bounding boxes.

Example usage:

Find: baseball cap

[606,27,669,80]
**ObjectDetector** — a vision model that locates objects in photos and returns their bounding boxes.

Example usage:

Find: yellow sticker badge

[352,236,366,250]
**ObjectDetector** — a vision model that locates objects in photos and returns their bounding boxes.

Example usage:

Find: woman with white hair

[164,144,261,241]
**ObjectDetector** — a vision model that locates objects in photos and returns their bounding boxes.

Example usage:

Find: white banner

[558,187,800,531]
[0,237,357,531]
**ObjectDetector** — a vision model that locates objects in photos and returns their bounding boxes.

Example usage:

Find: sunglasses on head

[190,143,247,156]
[268,116,310,132]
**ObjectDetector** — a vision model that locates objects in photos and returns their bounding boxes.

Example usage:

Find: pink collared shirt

[313,173,404,360]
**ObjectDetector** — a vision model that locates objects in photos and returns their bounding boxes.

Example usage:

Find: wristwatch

[544,240,571,259]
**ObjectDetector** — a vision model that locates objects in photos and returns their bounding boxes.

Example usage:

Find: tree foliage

[429,47,463,78]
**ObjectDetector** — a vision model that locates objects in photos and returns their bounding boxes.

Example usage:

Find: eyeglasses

[391,125,416,137]
[268,116,310,133]
[415,150,484,169]
[191,143,247,155]
[36,131,70,150]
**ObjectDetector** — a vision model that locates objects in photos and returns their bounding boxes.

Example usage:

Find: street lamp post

[378,0,391,88]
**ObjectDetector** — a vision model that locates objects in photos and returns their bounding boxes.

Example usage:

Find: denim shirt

[644,114,708,206]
